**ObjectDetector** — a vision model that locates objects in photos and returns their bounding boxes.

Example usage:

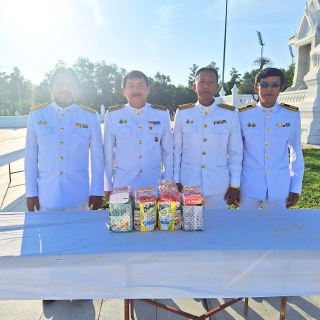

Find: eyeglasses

[258,81,281,88]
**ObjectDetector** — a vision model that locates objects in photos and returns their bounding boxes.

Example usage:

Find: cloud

[154,4,178,38]
[82,0,109,26]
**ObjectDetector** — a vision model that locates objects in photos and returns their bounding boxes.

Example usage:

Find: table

[0,210,320,318]
[0,148,25,182]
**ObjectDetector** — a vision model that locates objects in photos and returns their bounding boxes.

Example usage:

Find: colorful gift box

[109,202,133,232]
[182,205,204,231]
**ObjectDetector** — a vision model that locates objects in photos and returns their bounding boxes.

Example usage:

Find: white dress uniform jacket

[25,102,104,210]
[173,100,243,196]
[104,103,173,192]
[238,102,304,201]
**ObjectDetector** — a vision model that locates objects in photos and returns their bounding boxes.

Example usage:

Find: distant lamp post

[221,0,228,90]
[289,45,295,65]
[256,31,265,61]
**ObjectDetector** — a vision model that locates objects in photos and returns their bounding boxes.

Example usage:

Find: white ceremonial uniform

[104,103,173,192]
[173,100,243,208]
[238,102,304,208]
[25,102,104,210]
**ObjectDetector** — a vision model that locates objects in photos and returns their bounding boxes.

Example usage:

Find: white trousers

[205,194,228,209]
[239,195,287,210]
[40,203,89,212]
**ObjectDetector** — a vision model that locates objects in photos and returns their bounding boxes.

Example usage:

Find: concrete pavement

[0,128,320,319]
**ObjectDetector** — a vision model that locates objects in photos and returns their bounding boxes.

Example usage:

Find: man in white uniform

[238,68,304,209]
[173,67,243,209]
[25,66,104,211]
[104,70,173,198]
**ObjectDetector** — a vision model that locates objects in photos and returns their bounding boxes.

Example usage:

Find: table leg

[8,163,11,183]
[280,296,287,320]
[244,297,249,315]
[124,299,129,320]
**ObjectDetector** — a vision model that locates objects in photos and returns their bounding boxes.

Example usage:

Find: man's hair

[195,67,219,83]
[50,66,80,88]
[255,68,285,86]
[122,70,149,88]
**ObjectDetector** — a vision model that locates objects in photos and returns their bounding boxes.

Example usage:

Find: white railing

[277,90,307,105]
[219,84,308,108]
[0,105,107,128]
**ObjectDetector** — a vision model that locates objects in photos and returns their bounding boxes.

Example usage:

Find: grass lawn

[293,148,320,209]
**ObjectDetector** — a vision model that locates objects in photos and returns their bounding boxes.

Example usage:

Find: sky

[0,0,307,86]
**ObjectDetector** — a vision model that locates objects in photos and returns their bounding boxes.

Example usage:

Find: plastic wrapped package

[174,209,182,230]
[158,180,180,202]
[109,186,132,204]
[181,185,204,205]
[182,205,204,231]
[135,187,157,208]
[109,201,133,232]
[140,201,157,232]
[157,201,177,231]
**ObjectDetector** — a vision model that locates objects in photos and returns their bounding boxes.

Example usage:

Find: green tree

[253,57,273,71]
[225,68,241,95]
[188,64,199,87]
[73,57,98,109]
[280,63,295,90]
[239,69,259,94]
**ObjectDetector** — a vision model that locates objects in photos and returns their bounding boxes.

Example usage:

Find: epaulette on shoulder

[280,103,299,112]
[151,104,167,111]
[218,103,235,111]
[108,104,125,112]
[179,103,195,110]
[79,104,96,113]
[30,102,49,112]
[238,104,257,112]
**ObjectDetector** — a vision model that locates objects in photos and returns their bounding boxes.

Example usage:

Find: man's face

[254,76,284,107]
[192,70,219,103]
[122,77,150,106]
[50,73,79,107]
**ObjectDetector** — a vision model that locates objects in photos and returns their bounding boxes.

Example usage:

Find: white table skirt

[0,209,319,300]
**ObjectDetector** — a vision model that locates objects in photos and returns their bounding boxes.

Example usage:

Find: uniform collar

[256,101,279,114]
[126,102,149,117]
[52,102,76,114]
[196,99,217,116]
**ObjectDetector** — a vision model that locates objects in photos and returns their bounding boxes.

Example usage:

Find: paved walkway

[0,128,320,319]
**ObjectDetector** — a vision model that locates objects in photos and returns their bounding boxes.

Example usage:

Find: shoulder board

[151,104,167,111]
[218,103,235,111]
[30,102,50,112]
[108,104,125,112]
[280,103,298,112]
[79,104,96,113]
[179,103,195,110]
[238,104,257,112]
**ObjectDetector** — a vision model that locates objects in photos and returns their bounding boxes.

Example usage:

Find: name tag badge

[148,121,161,125]
[277,123,290,127]
[75,123,88,128]
[214,120,227,125]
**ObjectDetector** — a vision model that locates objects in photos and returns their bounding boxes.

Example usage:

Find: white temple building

[220,0,320,144]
